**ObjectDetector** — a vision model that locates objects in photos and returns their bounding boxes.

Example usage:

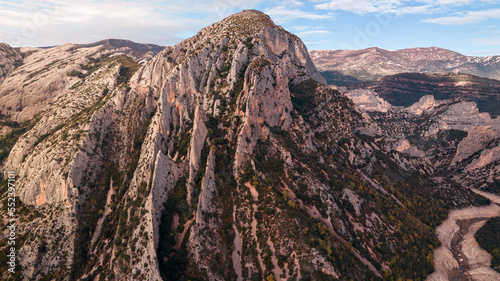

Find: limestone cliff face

[452,126,500,165]
[0,10,489,281]
[0,44,107,123]
[403,96,500,186]
[349,72,500,117]
[0,43,22,85]
[344,88,391,113]
[115,10,333,280]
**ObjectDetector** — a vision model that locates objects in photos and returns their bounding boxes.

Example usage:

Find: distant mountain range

[75,38,164,63]
[310,47,500,85]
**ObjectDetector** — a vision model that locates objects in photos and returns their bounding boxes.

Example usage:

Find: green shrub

[254,211,262,220]
[67,70,85,78]
[264,208,274,216]
[476,217,500,272]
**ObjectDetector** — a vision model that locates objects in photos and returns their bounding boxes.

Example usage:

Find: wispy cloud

[422,8,500,25]
[314,0,492,16]
[264,5,333,23]
[469,33,500,46]
[0,0,262,46]
[289,0,305,7]
[297,30,333,36]
[315,0,403,14]
[418,0,474,6]
[304,40,334,46]
[292,25,311,31]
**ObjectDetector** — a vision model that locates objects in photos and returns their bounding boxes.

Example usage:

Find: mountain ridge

[0,9,498,281]
[0,38,164,124]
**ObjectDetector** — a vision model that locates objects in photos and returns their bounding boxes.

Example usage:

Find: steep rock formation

[344,88,391,113]
[0,10,490,281]
[0,43,22,85]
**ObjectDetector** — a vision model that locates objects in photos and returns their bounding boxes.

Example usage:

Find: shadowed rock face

[0,43,22,85]
[0,10,497,281]
[351,72,500,116]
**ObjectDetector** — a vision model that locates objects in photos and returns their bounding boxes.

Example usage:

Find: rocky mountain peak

[0,37,164,123]
[202,9,276,38]
[185,9,301,54]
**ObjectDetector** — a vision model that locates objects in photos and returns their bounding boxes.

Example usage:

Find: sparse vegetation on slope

[0,116,39,165]
[475,217,500,273]
[1,9,498,281]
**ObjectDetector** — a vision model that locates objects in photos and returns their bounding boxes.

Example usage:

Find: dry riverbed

[427,189,500,281]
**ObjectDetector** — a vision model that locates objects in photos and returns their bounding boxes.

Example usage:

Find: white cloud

[292,25,311,30]
[315,0,403,14]
[297,30,333,36]
[469,35,500,46]
[264,5,333,23]
[397,4,436,15]
[304,39,333,45]
[290,0,305,7]
[314,0,494,16]
[313,0,437,15]
[422,8,500,25]
[0,0,263,47]
[418,0,474,5]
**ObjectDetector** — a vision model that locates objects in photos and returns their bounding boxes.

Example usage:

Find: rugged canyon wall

[347,89,500,196]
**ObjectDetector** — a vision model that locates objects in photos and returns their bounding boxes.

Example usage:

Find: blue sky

[1,0,499,56]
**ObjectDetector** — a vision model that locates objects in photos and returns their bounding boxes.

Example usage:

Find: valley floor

[427,189,500,281]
